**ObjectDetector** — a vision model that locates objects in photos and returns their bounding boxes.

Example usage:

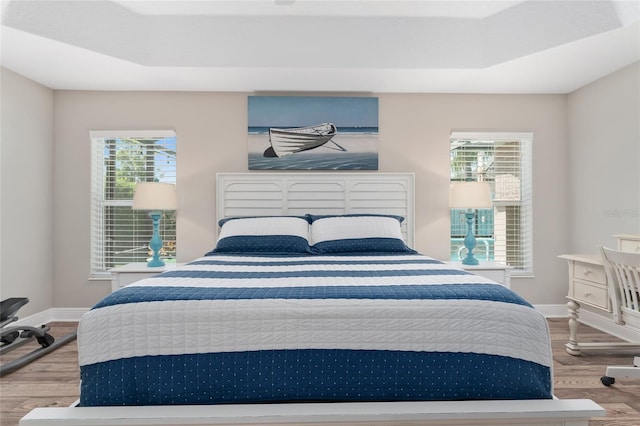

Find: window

[90,130,177,278]
[450,132,533,275]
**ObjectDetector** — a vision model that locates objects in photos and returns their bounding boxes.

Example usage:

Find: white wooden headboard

[216,173,415,248]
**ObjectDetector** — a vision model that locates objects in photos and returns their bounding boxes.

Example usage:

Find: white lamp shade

[132,182,177,210]
[449,182,492,209]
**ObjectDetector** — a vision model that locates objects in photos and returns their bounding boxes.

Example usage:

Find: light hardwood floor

[1,319,639,426]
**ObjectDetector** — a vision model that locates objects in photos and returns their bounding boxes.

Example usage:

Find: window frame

[89,130,177,279]
[450,131,533,276]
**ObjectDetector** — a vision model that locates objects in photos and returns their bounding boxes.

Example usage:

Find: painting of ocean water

[248,96,379,170]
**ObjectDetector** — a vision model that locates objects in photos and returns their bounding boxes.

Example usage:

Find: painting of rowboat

[248,96,378,170]
[266,123,339,158]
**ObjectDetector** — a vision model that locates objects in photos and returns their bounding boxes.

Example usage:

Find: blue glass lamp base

[461,253,480,266]
[147,258,166,268]
[147,211,166,268]
[461,211,480,266]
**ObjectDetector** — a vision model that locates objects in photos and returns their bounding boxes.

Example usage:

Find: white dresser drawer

[571,279,609,310]
[615,234,640,253]
[572,261,607,285]
[619,239,640,253]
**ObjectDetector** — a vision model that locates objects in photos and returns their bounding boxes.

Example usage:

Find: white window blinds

[450,132,533,275]
[90,130,177,277]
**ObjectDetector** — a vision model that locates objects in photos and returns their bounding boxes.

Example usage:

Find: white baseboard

[12,305,571,325]
[533,304,569,318]
[13,307,87,327]
[13,305,640,344]
[21,306,569,325]
[5,304,595,324]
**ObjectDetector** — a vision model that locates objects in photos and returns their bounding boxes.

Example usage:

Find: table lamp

[132,182,177,267]
[449,181,493,265]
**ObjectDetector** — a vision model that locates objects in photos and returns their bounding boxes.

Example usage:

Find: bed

[21,173,603,425]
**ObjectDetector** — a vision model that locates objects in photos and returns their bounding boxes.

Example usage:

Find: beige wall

[53,90,570,307]
[0,68,54,317]
[53,92,247,306]
[567,62,640,253]
[3,63,637,313]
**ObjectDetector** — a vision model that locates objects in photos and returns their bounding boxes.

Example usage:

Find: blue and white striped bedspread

[78,254,553,406]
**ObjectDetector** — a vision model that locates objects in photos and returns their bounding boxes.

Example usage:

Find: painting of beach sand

[248,96,378,170]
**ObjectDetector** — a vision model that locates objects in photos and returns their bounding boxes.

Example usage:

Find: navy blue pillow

[214,235,310,254]
[311,237,415,254]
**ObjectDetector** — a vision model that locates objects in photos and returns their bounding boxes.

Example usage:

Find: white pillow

[309,215,414,254]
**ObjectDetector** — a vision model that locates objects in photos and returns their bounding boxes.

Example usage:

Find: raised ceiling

[1,0,639,93]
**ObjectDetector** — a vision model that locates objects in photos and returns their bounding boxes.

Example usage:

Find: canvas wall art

[248,96,379,170]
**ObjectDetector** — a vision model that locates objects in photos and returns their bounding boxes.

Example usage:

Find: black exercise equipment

[0,297,77,377]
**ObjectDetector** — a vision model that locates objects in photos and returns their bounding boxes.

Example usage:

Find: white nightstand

[110,262,184,292]
[448,261,512,288]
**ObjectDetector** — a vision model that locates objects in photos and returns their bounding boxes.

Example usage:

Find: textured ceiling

[1,0,639,93]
